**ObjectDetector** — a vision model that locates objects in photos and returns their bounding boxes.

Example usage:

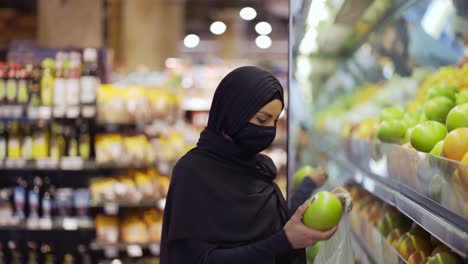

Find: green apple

[306,241,323,263]
[427,83,458,102]
[430,140,444,156]
[380,106,405,121]
[303,191,343,231]
[377,120,407,144]
[455,91,468,105]
[293,165,315,190]
[446,103,468,131]
[424,97,455,123]
[405,126,415,143]
[410,121,447,153]
[426,252,462,264]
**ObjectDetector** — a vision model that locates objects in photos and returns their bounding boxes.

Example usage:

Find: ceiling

[184,0,288,39]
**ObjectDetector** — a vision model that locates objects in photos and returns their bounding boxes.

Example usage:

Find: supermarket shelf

[91,198,165,215]
[0,105,96,120]
[314,134,468,257]
[0,158,156,172]
[349,210,408,264]
[351,231,376,264]
[0,222,95,241]
[90,241,160,258]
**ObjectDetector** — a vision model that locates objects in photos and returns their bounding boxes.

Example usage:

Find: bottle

[8,241,22,264]
[40,59,55,106]
[40,244,55,264]
[66,52,81,106]
[17,68,29,105]
[32,121,49,159]
[53,52,67,108]
[6,63,17,104]
[29,64,42,107]
[49,123,65,159]
[21,124,33,160]
[0,189,13,226]
[26,241,39,264]
[81,49,98,104]
[41,177,55,220]
[13,177,27,221]
[0,63,7,103]
[77,245,91,264]
[65,126,78,157]
[0,242,5,264]
[0,122,6,160]
[7,122,21,159]
[28,177,42,220]
[62,254,74,264]
[77,120,90,159]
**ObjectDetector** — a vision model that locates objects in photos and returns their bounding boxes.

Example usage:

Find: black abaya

[160,66,306,264]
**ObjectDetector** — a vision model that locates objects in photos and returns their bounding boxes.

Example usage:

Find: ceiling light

[184,34,200,48]
[240,7,257,20]
[255,22,272,35]
[255,35,272,49]
[210,21,227,35]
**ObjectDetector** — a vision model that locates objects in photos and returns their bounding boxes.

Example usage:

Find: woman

[161,66,350,264]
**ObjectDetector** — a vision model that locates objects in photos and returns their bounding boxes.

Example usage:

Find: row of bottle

[0,120,92,160]
[0,176,90,225]
[0,241,91,264]
[0,48,99,106]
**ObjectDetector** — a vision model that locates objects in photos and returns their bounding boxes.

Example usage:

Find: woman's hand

[309,167,327,187]
[331,187,353,213]
[284,202,338,249]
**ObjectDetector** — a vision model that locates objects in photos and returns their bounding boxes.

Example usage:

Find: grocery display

[293,0,468,263]
[0,51,188,263]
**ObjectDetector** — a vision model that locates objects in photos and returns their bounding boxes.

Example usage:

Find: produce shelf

[351,231,377,264]
[313,132,468,257]
[349,207,407,264]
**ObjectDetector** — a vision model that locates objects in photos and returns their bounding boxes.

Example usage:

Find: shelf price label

[53,106,66,118]
[66,106,80,118]
[60,157,84,170]
[104,246,118,258]
[81,106,96,118]
[104,202,119,215]
[36,158,59,169]
[149,243,160,256]
[127,245,143,258]
[38,106,52,119]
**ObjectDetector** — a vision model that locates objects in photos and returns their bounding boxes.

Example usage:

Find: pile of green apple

[377,83,468,162]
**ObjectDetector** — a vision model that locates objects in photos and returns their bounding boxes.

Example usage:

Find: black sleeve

[167,230,292,264]
[290,177,317,212]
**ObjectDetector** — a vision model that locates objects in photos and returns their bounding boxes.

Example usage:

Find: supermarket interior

[291,0,468,263]
[0,0,288,263]
[0,0,468,263]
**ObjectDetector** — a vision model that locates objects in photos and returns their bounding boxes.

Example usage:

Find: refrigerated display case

[290,0,468,263]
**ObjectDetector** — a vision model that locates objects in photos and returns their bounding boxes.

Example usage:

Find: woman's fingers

[292,201,309,221]
[301,225,338,241]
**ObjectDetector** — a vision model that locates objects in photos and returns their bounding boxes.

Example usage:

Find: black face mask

[233,122,276,155]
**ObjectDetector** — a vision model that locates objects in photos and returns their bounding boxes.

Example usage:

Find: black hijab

[161,66,303,263]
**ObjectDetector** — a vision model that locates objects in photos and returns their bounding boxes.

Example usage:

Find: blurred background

[0,0,288,263]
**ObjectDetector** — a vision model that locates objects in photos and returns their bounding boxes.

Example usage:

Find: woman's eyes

[256,117,268,124]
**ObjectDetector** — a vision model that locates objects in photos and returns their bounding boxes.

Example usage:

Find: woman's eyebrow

[259,111,273,118]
